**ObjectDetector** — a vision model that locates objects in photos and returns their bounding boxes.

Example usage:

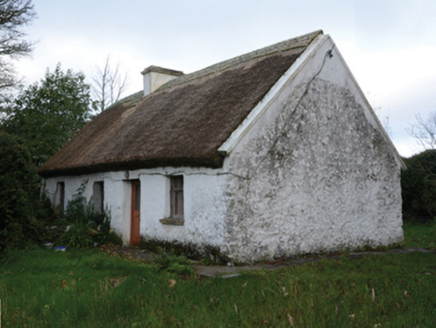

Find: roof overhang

[218,33,328,156]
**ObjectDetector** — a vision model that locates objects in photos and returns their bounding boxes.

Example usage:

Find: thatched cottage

[39,30,404,262]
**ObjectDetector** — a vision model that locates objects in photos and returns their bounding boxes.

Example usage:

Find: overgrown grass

[0,224,435,327]
[403,220,436,249]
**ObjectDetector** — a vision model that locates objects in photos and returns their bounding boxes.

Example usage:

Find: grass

[0,223,435,327]
[402,220,436,249]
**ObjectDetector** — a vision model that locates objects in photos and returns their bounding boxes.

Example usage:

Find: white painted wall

[223,35,403,262]
[137,168,228,249]
[43,166,229,253]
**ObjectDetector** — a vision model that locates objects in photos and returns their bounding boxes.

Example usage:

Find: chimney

[141,66,184,96]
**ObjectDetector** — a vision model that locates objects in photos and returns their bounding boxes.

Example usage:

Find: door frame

[130,180,141,246]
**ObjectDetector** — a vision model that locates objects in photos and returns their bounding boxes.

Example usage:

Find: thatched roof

[39,30,323,178]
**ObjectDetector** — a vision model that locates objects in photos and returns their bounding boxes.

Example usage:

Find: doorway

[130,180,141,246]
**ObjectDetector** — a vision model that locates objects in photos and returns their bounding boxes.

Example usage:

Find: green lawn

[403,220,436,249]
[0,223,435,327]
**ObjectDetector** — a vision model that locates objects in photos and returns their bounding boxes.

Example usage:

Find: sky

[14,0,436,157]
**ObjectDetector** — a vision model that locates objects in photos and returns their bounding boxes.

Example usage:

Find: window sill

[159,218,184,226]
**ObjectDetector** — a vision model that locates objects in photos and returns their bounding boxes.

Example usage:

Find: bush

[57,181,112,248]
[401,149,436,223]
[0,132,40,251]
[108,231,123,246]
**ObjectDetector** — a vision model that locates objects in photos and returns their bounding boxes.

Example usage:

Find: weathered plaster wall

[43,171,127,235]
[224,38,403,262]
[136,167,228,251]
[43,166,229,252]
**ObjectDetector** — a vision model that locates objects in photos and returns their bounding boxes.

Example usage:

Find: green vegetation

[0,175,112,254]
[2,64,96,164]
[0,224,434,327]
[403,220,436,250]
[0,131,47,251]
[402,149,436,223]
[154,249,196,277]
[0,63,97,253]
[57,181,111,249]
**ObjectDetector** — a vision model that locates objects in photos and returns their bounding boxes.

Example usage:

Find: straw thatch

[39,30,322,178]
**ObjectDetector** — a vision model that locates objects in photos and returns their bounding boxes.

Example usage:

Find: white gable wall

[223,35,403,262]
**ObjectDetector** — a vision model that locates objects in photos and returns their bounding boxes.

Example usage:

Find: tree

[0,131,39,250]
[408,111,436,149]
[401,149,436,222]
[0,0,35,106]
[92,55,129,112]
[2,63,96,164]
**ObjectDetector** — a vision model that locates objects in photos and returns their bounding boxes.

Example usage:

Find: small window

[171,176,184,218]
[55,182,65,213]
[160,175,184,225]
[92,181,104,213]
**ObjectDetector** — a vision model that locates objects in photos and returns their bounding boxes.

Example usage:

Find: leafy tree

[0,131,38,250]
[2,63,96,164]
[0,0,35,107]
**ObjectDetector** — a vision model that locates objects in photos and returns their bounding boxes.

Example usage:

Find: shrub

[402,149,436,223]
[57,181,112,248]
[108,231,123,246]
[0,132,40,250]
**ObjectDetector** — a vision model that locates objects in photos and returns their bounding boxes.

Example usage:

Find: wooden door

[130,180,141,246]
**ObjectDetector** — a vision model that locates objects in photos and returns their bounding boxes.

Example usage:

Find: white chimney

[141,66,183,96]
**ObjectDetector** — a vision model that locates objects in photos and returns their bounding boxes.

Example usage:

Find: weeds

[56,180,112,248]
[0,246,434,327]
[0,220,434,327]
[154,249,196,277]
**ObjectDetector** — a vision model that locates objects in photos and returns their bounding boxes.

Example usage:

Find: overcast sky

[14,0,436,157]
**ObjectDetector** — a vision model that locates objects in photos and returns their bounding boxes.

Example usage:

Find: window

[92,181,104,213]
[55,182,65,213]
[171,176,184,218]
[160,175,184,225]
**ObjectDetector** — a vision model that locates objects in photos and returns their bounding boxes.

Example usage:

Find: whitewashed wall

[43,166,229,252]
[136,167,228,249]
[223,35,404,262]
[43,171,126,234]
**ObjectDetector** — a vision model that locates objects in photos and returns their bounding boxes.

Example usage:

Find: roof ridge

[105,90,144,111]
[157,30,323,91]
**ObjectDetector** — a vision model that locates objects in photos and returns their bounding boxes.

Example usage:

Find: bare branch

[408,111,436,150]
[0,0,35,57]
[0,0,35,109]
[373,104,392,138]
[92,55,129,112]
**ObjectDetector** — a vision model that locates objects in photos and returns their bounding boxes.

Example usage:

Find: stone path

[100,245,434,278]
